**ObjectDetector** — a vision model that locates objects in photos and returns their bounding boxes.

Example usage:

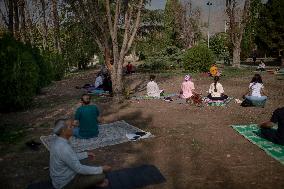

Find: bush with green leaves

[0,34,40,111]
[0,34,65,111]
[183,44,215,72]
[138,46,184,71]
[209,33,230,60]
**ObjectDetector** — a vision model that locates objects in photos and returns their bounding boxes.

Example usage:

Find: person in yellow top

[209,64,218,77]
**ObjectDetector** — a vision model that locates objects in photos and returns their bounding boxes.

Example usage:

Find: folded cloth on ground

[88,89,109,95]
[203,97,233,106]
[131,93,177,100]
[40,121,153,153]
[231,124,284,165]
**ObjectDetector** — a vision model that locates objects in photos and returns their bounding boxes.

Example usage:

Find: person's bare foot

[96,179,109,188]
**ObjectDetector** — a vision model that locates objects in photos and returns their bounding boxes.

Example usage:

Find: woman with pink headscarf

[180,75,202,105]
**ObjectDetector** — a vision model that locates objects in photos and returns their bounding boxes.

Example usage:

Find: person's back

[273,107,284,144]
[181,80,194,99]
[50,136,76,189]
[249,82,263,97]
[75,95,100,139]
[259,107,284,145]
[147,75,161,97]
[95,75,103,89]
[209,82,224,97]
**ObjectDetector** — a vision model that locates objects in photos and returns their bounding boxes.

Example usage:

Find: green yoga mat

[231,124,284,165]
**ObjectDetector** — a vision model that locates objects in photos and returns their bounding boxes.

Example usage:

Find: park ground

[0,67,284,189]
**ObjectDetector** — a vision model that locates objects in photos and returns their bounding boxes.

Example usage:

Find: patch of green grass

[222,66,254,78]
[0,123,29,144]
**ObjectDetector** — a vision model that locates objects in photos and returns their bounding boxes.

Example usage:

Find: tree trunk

[51,0,61,53]
[25,0,34,45]
[40,0,48,50]
[13,0,20,39]
[8,0,14,34]
[232,44,241,68]
[18,0,27,42]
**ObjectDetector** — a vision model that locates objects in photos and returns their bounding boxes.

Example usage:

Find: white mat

[40,120,153,152]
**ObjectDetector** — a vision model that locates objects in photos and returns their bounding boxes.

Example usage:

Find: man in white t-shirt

[146,75,163,98]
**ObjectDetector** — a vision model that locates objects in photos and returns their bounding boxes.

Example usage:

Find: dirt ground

[0,68,284,189]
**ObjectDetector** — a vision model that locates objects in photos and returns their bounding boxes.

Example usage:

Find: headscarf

[184,75,191,81]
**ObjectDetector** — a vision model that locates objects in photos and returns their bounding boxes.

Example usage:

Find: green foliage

[0,34,39,111]
[0,123,27,144]
[255,0,284,55]
[47,52,65,80]
[182,44,215,72]
[164,0,182,47]
[209,33,230,60]
[0,34,64,111]
[241,0,262,59]
[61,4,100,70]
[139,46,183,71]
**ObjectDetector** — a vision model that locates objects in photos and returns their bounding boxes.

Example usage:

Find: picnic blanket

[131,93,178,100]
[203,97,233,106]
[88,89,110,95]
[26,164,166,189]
[231,124,284,165]
[40,121,153,153]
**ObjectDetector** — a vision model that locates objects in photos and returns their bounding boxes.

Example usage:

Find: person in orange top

[209,64,218,77]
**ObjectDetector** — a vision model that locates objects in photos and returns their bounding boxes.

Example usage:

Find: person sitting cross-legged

[242,74,268,107]
[180,75,202,105]
[258,107,284,146]
[146,75,164,98]
[73,94,101,139]
[50,119,111,189]
[207,76,228,101]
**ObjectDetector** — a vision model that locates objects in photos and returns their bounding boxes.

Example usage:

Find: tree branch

[125,0,143,54]
[105,0,114,37]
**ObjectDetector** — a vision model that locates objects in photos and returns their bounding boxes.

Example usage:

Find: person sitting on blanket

[243,74,268,103]
[126,62,134,74]
[256,60,266,72]
[180,75,202,105]
[94,73,104,89]
[50,119,111,189]
[258,107,284,145]
[102,73,113,95]
[73,94,101,139]
[208,76,228,101]
[146,75,164,98]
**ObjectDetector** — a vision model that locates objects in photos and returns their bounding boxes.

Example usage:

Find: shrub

[45,52,65,81]
[0,34,66,112]
[209,33,230,60]
[138,46,184,71]
[182,44,215,72]
[0,34,39,111]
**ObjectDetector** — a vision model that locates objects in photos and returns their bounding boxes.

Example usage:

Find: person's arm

[259,109,279,128]
[261,86,268,96]
[219,84,224,94]
[60,145,103,175]
[74,108,80,125]
[76,152,88,160]
[208,84,213,94]
[259,121,274,128]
